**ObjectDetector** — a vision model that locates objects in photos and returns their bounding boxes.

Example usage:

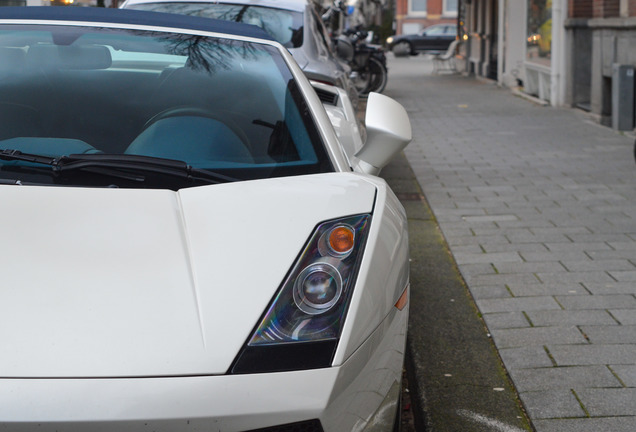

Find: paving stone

[476,296,561,313]
[556,295,636,310]
[470,227,534,237]
[610,364,636,386]
[561,259,635,272]
[608,241,636,251]
[446,235,511,247]
[499,346,554,369]
[581,325,636,343]
[438,221,490,232]
[506,233,573,244]
[568,233,633,243]
[509,365,621,391]
[520,251,590,262]
[439,228,476,238]
[534,417,636,432]
[586,249,636,260]
[530,227,592,236]
[453,251,523,265]
[544,242,613,252]
[496,219,559,229]
[520,390,586,419]
[507,282,587,297]
[462,214,519,223]
[481,243,550,253]
[491,326,587,348]
[469,285,512,300]
[609,309,636,325]
[448,244,485,255]
[527,310,618,326]
[482,312,531,329]
[548,344,636,366]
[609,270,636,281]
[536,271,617,285]
[576,388,636,416]
[469,185,517,194]
[458,263,498,280]
[493,262,566,274]
[468,273,542,287]
[582,282,636,295]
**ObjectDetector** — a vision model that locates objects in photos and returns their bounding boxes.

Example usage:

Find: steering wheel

[142,106,252,151]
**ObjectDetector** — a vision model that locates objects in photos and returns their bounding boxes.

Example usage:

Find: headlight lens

[230,214,370,374]
[294,263,343,315]
[386,36,394,44]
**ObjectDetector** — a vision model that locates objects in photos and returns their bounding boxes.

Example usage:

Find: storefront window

[526,0,551,66]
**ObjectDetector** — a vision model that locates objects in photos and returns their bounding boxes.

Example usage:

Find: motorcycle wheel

[356,57,387,97]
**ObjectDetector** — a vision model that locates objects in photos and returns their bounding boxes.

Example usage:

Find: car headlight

[230,214,370,374]
[386,36,394,44]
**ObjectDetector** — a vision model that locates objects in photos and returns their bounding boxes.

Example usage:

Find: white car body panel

[0,304,406,431]
[0,9,412,431]
[311,80,365,166]
[334,175,409,364]
[0,174,375,377]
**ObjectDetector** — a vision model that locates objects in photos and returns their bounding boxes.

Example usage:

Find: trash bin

[612,63,635,131]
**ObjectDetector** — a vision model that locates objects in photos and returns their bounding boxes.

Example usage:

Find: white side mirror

[354,92,412,175]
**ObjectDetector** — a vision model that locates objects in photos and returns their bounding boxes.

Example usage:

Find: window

[0,24,333,189]
[409,0,427,15]
[128,2,304,48]
[444,25,457,35]
[443,0,458,17]
[424,25,446,35]
[526,0,552,67]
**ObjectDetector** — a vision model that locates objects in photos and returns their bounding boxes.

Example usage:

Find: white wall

[501,0,526,88]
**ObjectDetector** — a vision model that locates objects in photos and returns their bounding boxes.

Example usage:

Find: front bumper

[0,301,407,432]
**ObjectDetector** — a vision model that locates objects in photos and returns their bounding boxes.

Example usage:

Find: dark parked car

[387,24,457,56]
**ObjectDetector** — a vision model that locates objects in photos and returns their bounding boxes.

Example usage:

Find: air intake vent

[245,419,324,432]
[314,88,339,106]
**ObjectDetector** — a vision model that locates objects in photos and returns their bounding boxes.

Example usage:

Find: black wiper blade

[57,153,240,184]
[0,150,239,184]
[0,149,56,165]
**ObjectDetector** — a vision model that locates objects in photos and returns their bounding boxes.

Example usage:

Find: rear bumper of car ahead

[0,298,407,432]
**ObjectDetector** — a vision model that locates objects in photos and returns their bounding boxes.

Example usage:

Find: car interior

[0,32,327,178]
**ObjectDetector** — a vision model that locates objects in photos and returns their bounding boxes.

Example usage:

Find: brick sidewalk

[385,54,636,432]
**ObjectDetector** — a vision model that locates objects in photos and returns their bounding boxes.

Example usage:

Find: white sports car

[0,7,411,432]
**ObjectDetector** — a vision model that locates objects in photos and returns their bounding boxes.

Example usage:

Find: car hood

[0,173,376,378]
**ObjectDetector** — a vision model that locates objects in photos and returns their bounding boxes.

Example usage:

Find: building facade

[394,0,458,35]
[566,0,636,128]
[458,0,636,131]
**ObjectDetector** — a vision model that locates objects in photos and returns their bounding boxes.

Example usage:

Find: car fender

[333,173,409,365]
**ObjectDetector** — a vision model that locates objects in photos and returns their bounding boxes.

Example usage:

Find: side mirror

[354,92,412,175]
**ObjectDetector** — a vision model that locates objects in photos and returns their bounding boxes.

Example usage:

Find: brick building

[394,0,458,35]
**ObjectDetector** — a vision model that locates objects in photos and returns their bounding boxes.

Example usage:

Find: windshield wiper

[0,149,239,184]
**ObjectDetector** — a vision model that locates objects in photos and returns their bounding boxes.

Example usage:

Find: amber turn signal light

[395,287,408,311]
[328,226,354,254]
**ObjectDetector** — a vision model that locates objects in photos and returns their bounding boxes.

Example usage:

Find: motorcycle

[336,27,388,97]
[322,1,388,97]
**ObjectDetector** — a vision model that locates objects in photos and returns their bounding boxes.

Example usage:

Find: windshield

[0,24,331,189]
[126,2,304,48]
